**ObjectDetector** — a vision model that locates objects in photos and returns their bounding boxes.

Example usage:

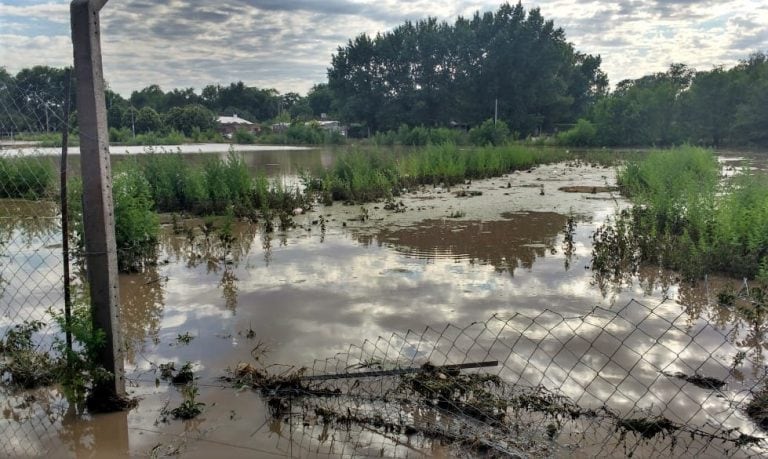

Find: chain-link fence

[228,287,768,458]
[3,74,768,457]
[0,74,71,458]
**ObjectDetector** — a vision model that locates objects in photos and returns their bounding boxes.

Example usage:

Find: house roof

[218,114,253,125]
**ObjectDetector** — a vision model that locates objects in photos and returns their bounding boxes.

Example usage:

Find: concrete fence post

[70,0,125,403]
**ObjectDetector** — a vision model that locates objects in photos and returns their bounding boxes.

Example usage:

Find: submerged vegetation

[593,146,768,281]
[0,296,113,407]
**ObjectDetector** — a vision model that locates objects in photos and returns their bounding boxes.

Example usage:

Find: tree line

[569,54,768,147]
[1,1,766,148]
[0,66,333,140]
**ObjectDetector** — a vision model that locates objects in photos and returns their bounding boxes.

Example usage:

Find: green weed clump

[0,296,111,402]
[112,168,160,272]
[594,146,768,280]
[68,166,159,273]
[556,119,598,146]
[0,320,60,388]
[0,156,55,199]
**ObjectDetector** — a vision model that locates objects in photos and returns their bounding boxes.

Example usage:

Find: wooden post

[70,0,125,402]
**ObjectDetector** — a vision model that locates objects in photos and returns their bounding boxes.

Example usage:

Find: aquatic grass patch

[593,146,768,280]
[309,144,571,202]
[133,150,309,217]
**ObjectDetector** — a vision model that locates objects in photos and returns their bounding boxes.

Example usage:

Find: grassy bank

[593,146,768,280]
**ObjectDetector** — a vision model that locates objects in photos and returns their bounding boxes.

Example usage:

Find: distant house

[217,114,259,137]
[306,120,347,136]
[271,122,291,133]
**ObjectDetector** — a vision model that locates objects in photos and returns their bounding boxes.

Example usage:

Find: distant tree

[130,85,166,111]
[328,2,607,134]
[121,107,139,134]
[165,104,217,136]
[679,67,735,146]
[107,104,126,129]
[289,99,313,120]
[307,83,334,117]
[468,119,510,145]
[134,107,163,133]
[728,53,768,146]
[589,64,693,146]
[11,65,74,132]
[163,88,200,111]
[202,82,280,121]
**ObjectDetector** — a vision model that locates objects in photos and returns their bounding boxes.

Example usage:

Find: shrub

[234,128,256,144]
[469,119,510,146]
[556,118,598,146]
[67,166,159,273]
[595,146,768,279]
[111,167,159,272]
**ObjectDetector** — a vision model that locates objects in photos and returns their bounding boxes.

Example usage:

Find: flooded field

[2,147,768,457]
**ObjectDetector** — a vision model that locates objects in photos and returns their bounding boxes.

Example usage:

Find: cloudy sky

[1,0,766,96]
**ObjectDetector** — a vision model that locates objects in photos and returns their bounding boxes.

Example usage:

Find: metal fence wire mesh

[2,77,768,457]
[1,78,69,458]
[233,294,768,458]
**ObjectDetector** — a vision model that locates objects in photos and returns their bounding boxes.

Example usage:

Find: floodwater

[1,148,768,458]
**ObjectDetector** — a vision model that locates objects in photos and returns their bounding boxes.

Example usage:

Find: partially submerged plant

[159,361,195,385]
[50,301,114,407]
[0,320,60,389]
[617,416,679,440]
[747,385,768,431]
[169,383,205,420]
[174,332,194,346]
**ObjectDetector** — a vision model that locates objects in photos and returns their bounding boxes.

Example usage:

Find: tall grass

[594,146,768,279]
[310,144,569,202]
[0,156,55,199]
[133,150,307,217]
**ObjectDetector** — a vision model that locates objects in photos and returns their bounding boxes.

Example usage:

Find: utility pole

[494,98,498,126]
[70,0,126,406]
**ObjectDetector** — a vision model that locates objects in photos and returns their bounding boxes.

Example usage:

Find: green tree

[130,85,166,111]
[327,2,605,135]
[307,83,334,117]
[135,107,163,134]
[165,104,217,136]
[12,66,74,132]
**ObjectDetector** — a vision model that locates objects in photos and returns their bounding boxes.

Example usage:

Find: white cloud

[0,1,766,94]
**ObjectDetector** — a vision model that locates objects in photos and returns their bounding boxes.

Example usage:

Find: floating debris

[663,371,727,390]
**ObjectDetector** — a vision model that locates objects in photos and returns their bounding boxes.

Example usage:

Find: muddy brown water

[1,148,768,457]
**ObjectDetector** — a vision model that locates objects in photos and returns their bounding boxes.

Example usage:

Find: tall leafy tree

[328,2,607,134]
